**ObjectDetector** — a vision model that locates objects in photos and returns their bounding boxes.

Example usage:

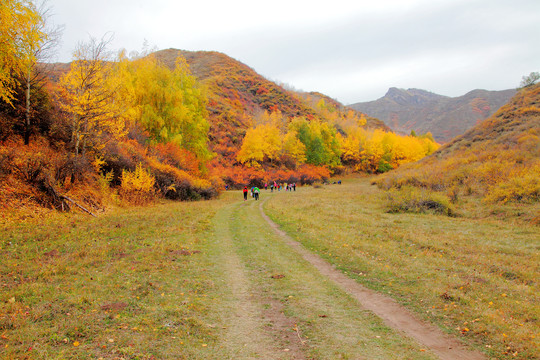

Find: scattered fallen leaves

[101,302,127,312]
[174,249,201,256]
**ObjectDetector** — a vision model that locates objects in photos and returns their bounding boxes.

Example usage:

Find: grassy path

[258,198,485,360]
[209,201,282,358]
[208,196,439,359]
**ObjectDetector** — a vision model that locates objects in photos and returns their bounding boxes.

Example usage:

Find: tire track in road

[212,202,308,359]
[212,203,277,359]
[259,199,487,360]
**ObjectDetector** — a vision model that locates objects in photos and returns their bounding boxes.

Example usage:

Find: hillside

[349,87,516,143]
[152,49,387,164]
[377,83,540,218]
[1,44,438,216]
[297,91,389,131]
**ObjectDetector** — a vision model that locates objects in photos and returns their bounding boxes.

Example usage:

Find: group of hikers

[242,181,297,201]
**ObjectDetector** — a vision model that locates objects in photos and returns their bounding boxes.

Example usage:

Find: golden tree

[237,123,282,167]
[58,35,126,155]
[281,130,306,165]
[0,0,43,105]
[116,54,211,165]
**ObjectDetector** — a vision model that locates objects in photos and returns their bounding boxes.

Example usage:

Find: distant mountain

[349,87,516,143]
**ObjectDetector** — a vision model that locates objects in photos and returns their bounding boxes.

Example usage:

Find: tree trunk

[75,132,81,155]
[24,68,32,145]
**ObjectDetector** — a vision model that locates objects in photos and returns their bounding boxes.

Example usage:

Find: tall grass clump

[385,186,456,216]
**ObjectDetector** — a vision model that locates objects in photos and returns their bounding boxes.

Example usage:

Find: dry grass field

[265,178,539,359]
[1,178,538,359]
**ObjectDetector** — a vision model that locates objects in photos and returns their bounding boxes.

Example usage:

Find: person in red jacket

[243,186,248,201]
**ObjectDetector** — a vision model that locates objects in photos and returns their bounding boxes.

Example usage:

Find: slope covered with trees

[1,31,221,215]
[152,49,436,187]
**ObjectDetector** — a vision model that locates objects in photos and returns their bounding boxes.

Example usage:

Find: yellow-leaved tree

[338,126,365,165]
[116,54,212,166]
[237,123,282,167]
[0,0,43,105]
[58,35,127,155]
[338,127,439,173]
[281,129,306,165]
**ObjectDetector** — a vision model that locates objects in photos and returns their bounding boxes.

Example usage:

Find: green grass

[2,179,538,359]
[0,197,235,359]
[1,190,442,359]
[264,178,539,359]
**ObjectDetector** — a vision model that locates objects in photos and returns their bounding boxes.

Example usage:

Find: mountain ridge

[349,87,516,142]
[377,83,540,210]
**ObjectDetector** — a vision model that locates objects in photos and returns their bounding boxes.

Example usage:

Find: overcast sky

[46,0,539,104]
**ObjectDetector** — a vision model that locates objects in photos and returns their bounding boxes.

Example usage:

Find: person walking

[243,186,248,201]
[253,186,260,200]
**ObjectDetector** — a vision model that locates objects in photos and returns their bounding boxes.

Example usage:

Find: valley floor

[1,178,537,359]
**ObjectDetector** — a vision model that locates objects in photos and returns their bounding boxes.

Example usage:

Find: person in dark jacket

[243,186,248,201]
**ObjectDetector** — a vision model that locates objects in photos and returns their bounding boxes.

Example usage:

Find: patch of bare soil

[259,201,486,360]
[259,292,309,359]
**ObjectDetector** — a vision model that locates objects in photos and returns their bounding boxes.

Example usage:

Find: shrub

[484,167,540,203]
[385,186,456,216]
[53,154,93,186]
[153,142,202,175]
[120,163,156,204]
[377,159,393,173]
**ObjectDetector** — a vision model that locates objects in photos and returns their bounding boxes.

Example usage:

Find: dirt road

[259,199,486,360]
[207,196,486,359]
